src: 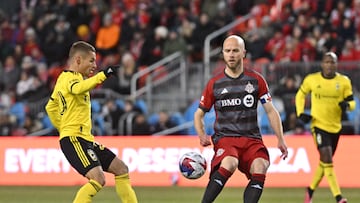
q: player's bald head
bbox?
[223,35,246,49]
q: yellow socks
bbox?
[309,162,325,190]
[72,175,138,203]
[73,179,102,203]
[115,173,138,203]
[309,161,342,199]
[322,162,342,197]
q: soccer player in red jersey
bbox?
[194,35,288,203]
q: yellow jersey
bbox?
[295,72,355,133]
[45,70,107,142]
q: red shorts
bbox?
[211,136,269,179]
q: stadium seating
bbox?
[147,113,160,126]
[91,100,106,135]
[9,102,27,127]
[170,112,186,126]
[41,115,54,129]
[183,100,215,135]
[115,99,125,111]
[134,99,148,114]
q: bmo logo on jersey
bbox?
[220,98,242,106]
[220,94,255,108]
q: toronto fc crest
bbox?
[245,81,255,93]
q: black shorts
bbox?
[60,136,116,176]
[312,127,340,154]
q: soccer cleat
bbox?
[304,189,312,203]
[338,198,347,203]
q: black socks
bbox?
[243,173,265,203]
[201,167,232,203]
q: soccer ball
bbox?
[179,152,207,179]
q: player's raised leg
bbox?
[201,156,236,203]
[201,166,232,203]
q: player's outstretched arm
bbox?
[70,65,120,94]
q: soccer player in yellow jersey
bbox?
[45,41,138,203]
[295,52,355,203]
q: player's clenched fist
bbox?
[103,65,120,77]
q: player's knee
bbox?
[92,175,106,186]
[86,168,106,186]
[118,164,129,175]
[319,154,333,163]
[109,158,129,175]
[250,158,269,174]
[97,178,106,186]
[93,173,106,186]
[221,156,238,173]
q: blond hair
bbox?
[69,41,96,59]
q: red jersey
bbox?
[199,69,271,139]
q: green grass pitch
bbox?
[0,186,359,202]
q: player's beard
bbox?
[225,59,241,71]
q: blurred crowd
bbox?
[0,0,360,136]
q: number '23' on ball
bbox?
[179,152,207,179]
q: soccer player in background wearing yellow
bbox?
[295,52,355,203]
[45,41,138,203]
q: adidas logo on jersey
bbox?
[221,88,228,94]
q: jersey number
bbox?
[58,91,67,115]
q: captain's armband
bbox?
[260,93,272,104]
